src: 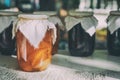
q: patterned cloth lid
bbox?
[65,11,98,36]
[107,11,120,34]
[34,11,64,26]
[0,11,19,33]
[14,14,56,48]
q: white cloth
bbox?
[48,16,64,27]
[0,16,17,33]
[107,15,120,34]
[34,11,64,26]
[65,16,98,36]
[15,14,56,49]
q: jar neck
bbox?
[110,11,120,16]
[18,14,48,20]
[68,11,93,18]
[0,11,19,16]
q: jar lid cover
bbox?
[69,11,93,17]
[0,11,19,16]
[110,11,120,15]
[34,11,56,16]
[18,14,48,19]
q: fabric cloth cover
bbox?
[107,11,120,34]
[0,11,17,33]
[15,14,56,71]
[65,12,98,36]
[15,14,56,48]
[33,11,63,54]
[0,11,18,55]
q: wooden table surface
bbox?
[0,50,120,80]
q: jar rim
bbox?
[0,11,19,16]
[18,14,48,20]
[34,11,56,16]
[69,11,93,17]
[110,11,120,15]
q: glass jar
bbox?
[34,11,63,55]
[15,14,56,72]
[107,11,120,56]
[0,11,18,55]
[65,11,98,57]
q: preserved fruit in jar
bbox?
[68,23,95,57]
[15,14,56,71]
[107,11,120,56]
[0,11,18,55]
[65,11,97,57]
[107,28,120,56]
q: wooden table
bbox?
[0,50,120,80]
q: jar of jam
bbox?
[15,14,56,71]
[34,11,63,55]
[0,11,19,55]
[65,11,98,57]
[107,11,120,56]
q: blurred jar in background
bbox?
[96,28,107,49]
[34,0,40,11]
[0,0,11,9]
[4,0,11,8]
[0,11,18,55]
[55,0,62,12]
[40,0,55,11]
[107,11,120,56]
[15,14,56,71]
[65,11,98,57]
[16,0,34,13]
[61,0,80,10]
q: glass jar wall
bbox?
[0,11,18,55]
[107,11,120,56]
[15,14,56,71]
[65,11,98,57]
